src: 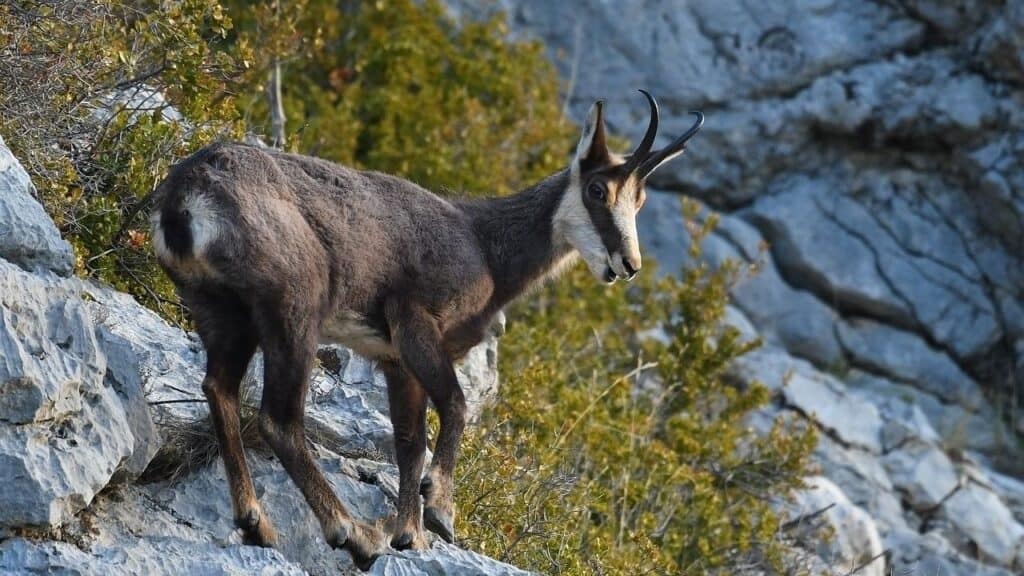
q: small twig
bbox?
[113,60,168,90]
[779,502,836,532]
[840,549,888,576]
[163,384,197,397]
[552,361,657,450]
[148,398,205,406]
[110,189,155,249]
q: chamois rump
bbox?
[150,90,703,569]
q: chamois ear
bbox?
[573,100,611,170]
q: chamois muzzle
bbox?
[603,266,617,283]
[622,256,640,281]
[604,254,640,283]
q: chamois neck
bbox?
[456,170,576,308]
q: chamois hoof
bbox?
[423,506,455,544]
[328,521,385,571]
[348,548,380,572]
[390,530,428,551]
[236,508,278,548]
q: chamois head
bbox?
[555,91,703,284]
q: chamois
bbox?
[150,91,702,569]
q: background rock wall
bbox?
[445,0,1024,574]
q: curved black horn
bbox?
[622,90,659,173]
[637,110,704,179]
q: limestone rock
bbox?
[0,261,522,574]
[812,435,908,535]
[837,319,984,409]
[885,527,1017,576]
[0,260,136,528]
[780,364,883,454]
[639,191,843,366]
[848,370,1007,454]
[0,537,304,576]
[882,440,960,511]
[937,482,1024,567]
[873,395,943,452]
[0,136,74,276]
[369,545,534,576]
[784,476,885,576]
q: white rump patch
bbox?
[151,193,222,261]
[150,191,224,278]
[150,210,172,262]
[183,193,222,257]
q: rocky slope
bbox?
[0,135,521,575]
[445,0,1024,574]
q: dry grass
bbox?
[141,383,389,485]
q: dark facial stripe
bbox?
[583,193,624,257]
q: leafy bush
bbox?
[0,0,245,322]
[224,0,572,195]
[456,207,816,574]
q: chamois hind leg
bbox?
[188,290,276,547]
[387,300,465,544]
[255,302,386,570]
[380,362,429,551]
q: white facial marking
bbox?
[609,180,642,278]
[556,101,646,284]
[553,102,611,281]
[554,170,607,281]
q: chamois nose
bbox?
[622,256,640,281]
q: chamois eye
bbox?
[587,183,606,201]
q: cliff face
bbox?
[0,134,519,575]
[444,0,1024,574]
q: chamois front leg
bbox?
[256,303,386,570]
[381,362,429,550]
[388,300,466,544]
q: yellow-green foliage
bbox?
[0,0,245,322]
[456,208,815,574]
[225,0,572,195]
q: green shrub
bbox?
[224,0,572,195]
[0,0,246,322]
